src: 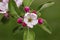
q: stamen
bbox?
[28,18,32,22]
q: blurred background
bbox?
[0,0,60,40]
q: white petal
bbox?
[0,11,6,13]
[0,2,8,13]
[24,18,28,24]
[24,17,34,28]
[0,2,5,11]
[5,3,8,11]
[24,12,30,16]
[31,13,37,19]
[27,23,33,28]
[31,19,38,25]
[3,0,9,4]
[24,13,30,19]
[15,0,23,7]
[0,2,8,11]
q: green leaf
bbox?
[12,0,21,15]
[37,1,55,12]
[23,0,34,6]
[8,0,20,18]
[40,24,52,34]
[39,19,52,34]
[23,29,35,40]
[19,4,25,16]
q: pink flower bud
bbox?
[4,13,9,17]
[38,18,43,24]
[32,10,37,14]
[22,22,27,27]
[17,18,23,24]
[24,6,30,12]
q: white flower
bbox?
[24,13,38,28]
[0,0,23,14]
[0,2,8,13]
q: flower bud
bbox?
[24,6,30,12]
[38,18,43,24]
[17,18,23,24]
[32,10,37,14]
[4,13,9,17]
[22,22,27,27]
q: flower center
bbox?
[28,18,32,22]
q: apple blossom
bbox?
[24,12,38,28]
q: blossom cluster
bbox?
[0,0,44,28]
[0,0,54,37]
[17,6,43,28]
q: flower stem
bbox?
[27,27,29,40]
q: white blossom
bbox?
[24,13,38,28]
